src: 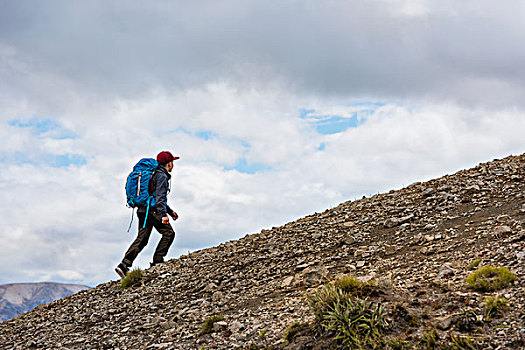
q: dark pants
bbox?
[122,210,175,266]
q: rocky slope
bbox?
[2,154,525,349]
[0,282,89,322]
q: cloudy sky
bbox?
[1,0,525,287]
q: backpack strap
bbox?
[143,197,152,229]
[126,207,135,233]
[148,168,160,195]
[126,199,152,232]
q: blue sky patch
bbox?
[299,108,316,118]
[194,130,216,141]
[174,127,192,135]
[225,158,271,174]
[240,140,250,149]
[9,118,76,139]
[348,101,386,108]
[0,151,87,168]
[46,154,87,168]
[314,115,359,135]
[300,101,385,135]
[174,127,216,141]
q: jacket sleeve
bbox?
[154,172,170,217]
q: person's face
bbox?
[166,161,174,172]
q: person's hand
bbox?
[171,211,179,221]
[162,216,170,224]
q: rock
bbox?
[385,215,414,228]
[230,321,243,332]
[301,266,329,285]
[213,321,228,332]
[384,218,399,228]
[212,290,224,302]
[384,245,398,256]
[341,237,355,245]
[435,315,456,330]
[438,265,455,279]
[465,184,480,194]
[494,226,512,235]
[281,276,294,288]
[357,274,375,282]
[295,263,310,271]
[420,246,435,255]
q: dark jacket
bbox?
[137,165,173,217]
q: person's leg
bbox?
[122,211,154,267]
[150,211,176,264]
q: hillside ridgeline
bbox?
[2,154,525,349]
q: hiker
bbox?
[115,151,179,278]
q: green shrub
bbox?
[199,315,225,335]
[456,308,481,332]
[307,275,379,322]
[119,268,143,290]
[322,297,387,348]
[449,335,478,350]
[307,282,347,322]
[306,276,387,348]
[466,266,516,292]
[335,275,379,297]
[484,296,509,321]
[385,336,413,350]
[245,345,261,350]
[421,328,439,349]
[467,259,481,270]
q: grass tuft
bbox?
[323,297,386,348]
[199,315,225,335]
[467,258,482,270]
[245,345,261,350]
[119,268,143,290]
[335,275,379,297]
[456,308,481,332]
[449,334,478,350]
[385,336,413,349]
[484,296,509,321]
[421,327,439,348]
[306,275,387,348]
[466,266,516,292]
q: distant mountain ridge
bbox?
[0,282,89,322]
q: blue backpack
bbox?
[125,158,159,230]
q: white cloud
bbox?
[2,81,525,287]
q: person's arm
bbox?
[167,205,178,220]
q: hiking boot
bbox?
[115,262,129,278]
[150,260,164,267]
